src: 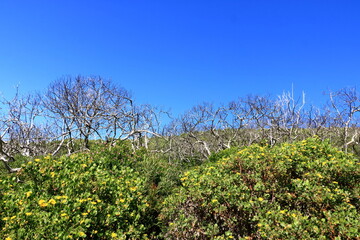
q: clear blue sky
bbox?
[1,1,359,116]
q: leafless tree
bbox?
[0,90,49,174]
[228,97,264,146]
[303,105,331,139]
[272,90,306,142]
[328,87,360,153]
[0,90,47,156]
[43,76,132,151]
[115,103,168,150]
[177,103,214,159]
[43,76,167,153]
[2,79,360,174]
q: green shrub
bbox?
[133,151,204,237]
[0,144,152,239]
[159,137,360,239]
[208,147,240,163]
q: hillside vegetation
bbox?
[1,137,359,239]
[1,77,360,239]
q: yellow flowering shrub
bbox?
[160,138,360,239]
[0,143,151,239]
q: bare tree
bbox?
[272,90,306,142]
[43,76,167,153]
[177,103,214,159]
[114,103,168,150]
[328,87,360,153]
[0,89,49,174]
[0,90,47,156]
[228,97,263,146]
[0,133,20,173]
[303,105,331,139]
[3,78,360,174]
[43,76,132,151]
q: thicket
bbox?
[160,137,360,239]
[2,77,360,173]
[1,138,359,239]
[0,143,154,239]
[1,77,360,239]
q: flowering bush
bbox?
[160,138,360,239]
[0,144,151,239]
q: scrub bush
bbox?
[0,144,151,239]
[160,138,360,239]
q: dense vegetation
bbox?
[1,77,360,239]
[1,138,359,239]
[160,137,360,239]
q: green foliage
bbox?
[0,143,152,239]
[2,138,360,239]
[160,138,360,239]
[0,154,32,179]
[208,147,240,163]
[133,151,205,236]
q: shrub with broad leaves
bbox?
[0,144,151,239]
[160,138,360,239]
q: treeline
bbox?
[1,76,359,172]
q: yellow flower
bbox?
[119,198,125,203]
[111,232,117,238]
[81,212,88,216]
[211,199,218,203]
[34,158,41,162]
[38,199,48,207]
[5,237,12,240]
[25,212,32,216]
[50,172,55,178]
[78,232,86,237]
[48,199,57,205]
[316,173,323,179]
[258,197,264,202]
[61,213,68,217]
